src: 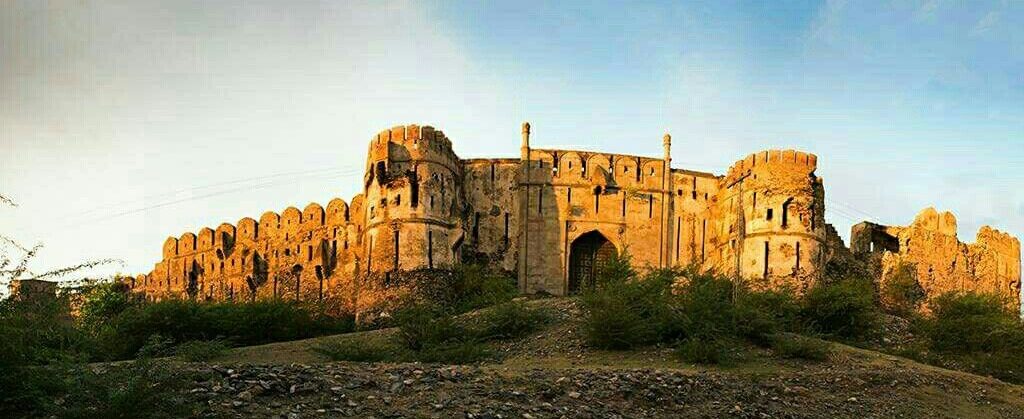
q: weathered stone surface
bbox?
[128,123,1020,316]
[851,207,1022,311]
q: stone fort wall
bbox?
[128,122,1020,316]
[852,208,1022,310]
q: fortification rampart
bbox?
[852,207,1022,311]
[129,122,1021,318]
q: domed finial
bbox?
[520,121,531,159]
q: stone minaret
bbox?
[662,133,673,267]
[518,122,531,291]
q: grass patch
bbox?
[676,337,732,365]
[477,301,551,341]
[313,338,398,363]
[173,339,229,362]
[770,334,831,361]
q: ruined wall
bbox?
[132,122,836,308]
[716,150,826,293]
[462,159,520,272]
[851,208,1022,310]
[669,169,721,268]
[135,196,362,310]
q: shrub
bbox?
[676,337,730,365]
[880,263,925,316]
[770,334,831,361]
[734,288,802,346]
[477,301,550,340]
[102,299,354,359]
[580,279,658,349]
[313,338,397,362]
[392,303,491,364]
[450,264,518,312]
[79,281,144,332]
[800,279,879,341]
[394,304,468,351]
[174,339,229,362]
[54,356,196,419]
[920,292,1023,354]
[670,274,738,342]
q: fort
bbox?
[127,123,1022,315]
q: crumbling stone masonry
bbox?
[852,208,1022,311]
[127,123,1020,315]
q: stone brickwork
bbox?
[851,208,1022,311]
[129,122,1020,316]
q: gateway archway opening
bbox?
[568,231,617,294]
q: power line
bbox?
[70,166,353,219]
[50,170,362,231]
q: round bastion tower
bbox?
[719,150,826,292]
[362,125,465,281]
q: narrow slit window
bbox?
[763,241,770,279]
[428,231,434,269]
[473,212,480,242]
[648,195,653,218]
[701,220,707,262]
[796,241,801,271]
[393,230,400,271]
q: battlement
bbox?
[725,149,817,185]
[369,124,457,162]
[159,198,353,260]
[976,225,1022,253]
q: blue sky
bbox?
[1,0,1021,283]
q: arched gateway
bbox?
[568,231,617,294]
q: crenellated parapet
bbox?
[724,149,817,186]
[130,121,1021,318]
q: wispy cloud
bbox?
[970,11,1001,36]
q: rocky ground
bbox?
[182,358,1024,419]
[169,299,1024,418]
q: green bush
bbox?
[912,293,1024,384]
[921,292,1023,353]
[313,338,397,362]
[579,252,678,349]
[394,304,468,351]
[800,279,879,341]
[676,337,730,365]
[734,288,802,346]
[391,303,492,364]
[670,274,738,342]
[1,345,197,418]
[880,263,925,316]
[770,334,831,361]
[102,299,354,359]
[477,301,550,340]
[580,278,659,349]
[174,339,229,362]
[54,356,196,419]
[449,264,518,312]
